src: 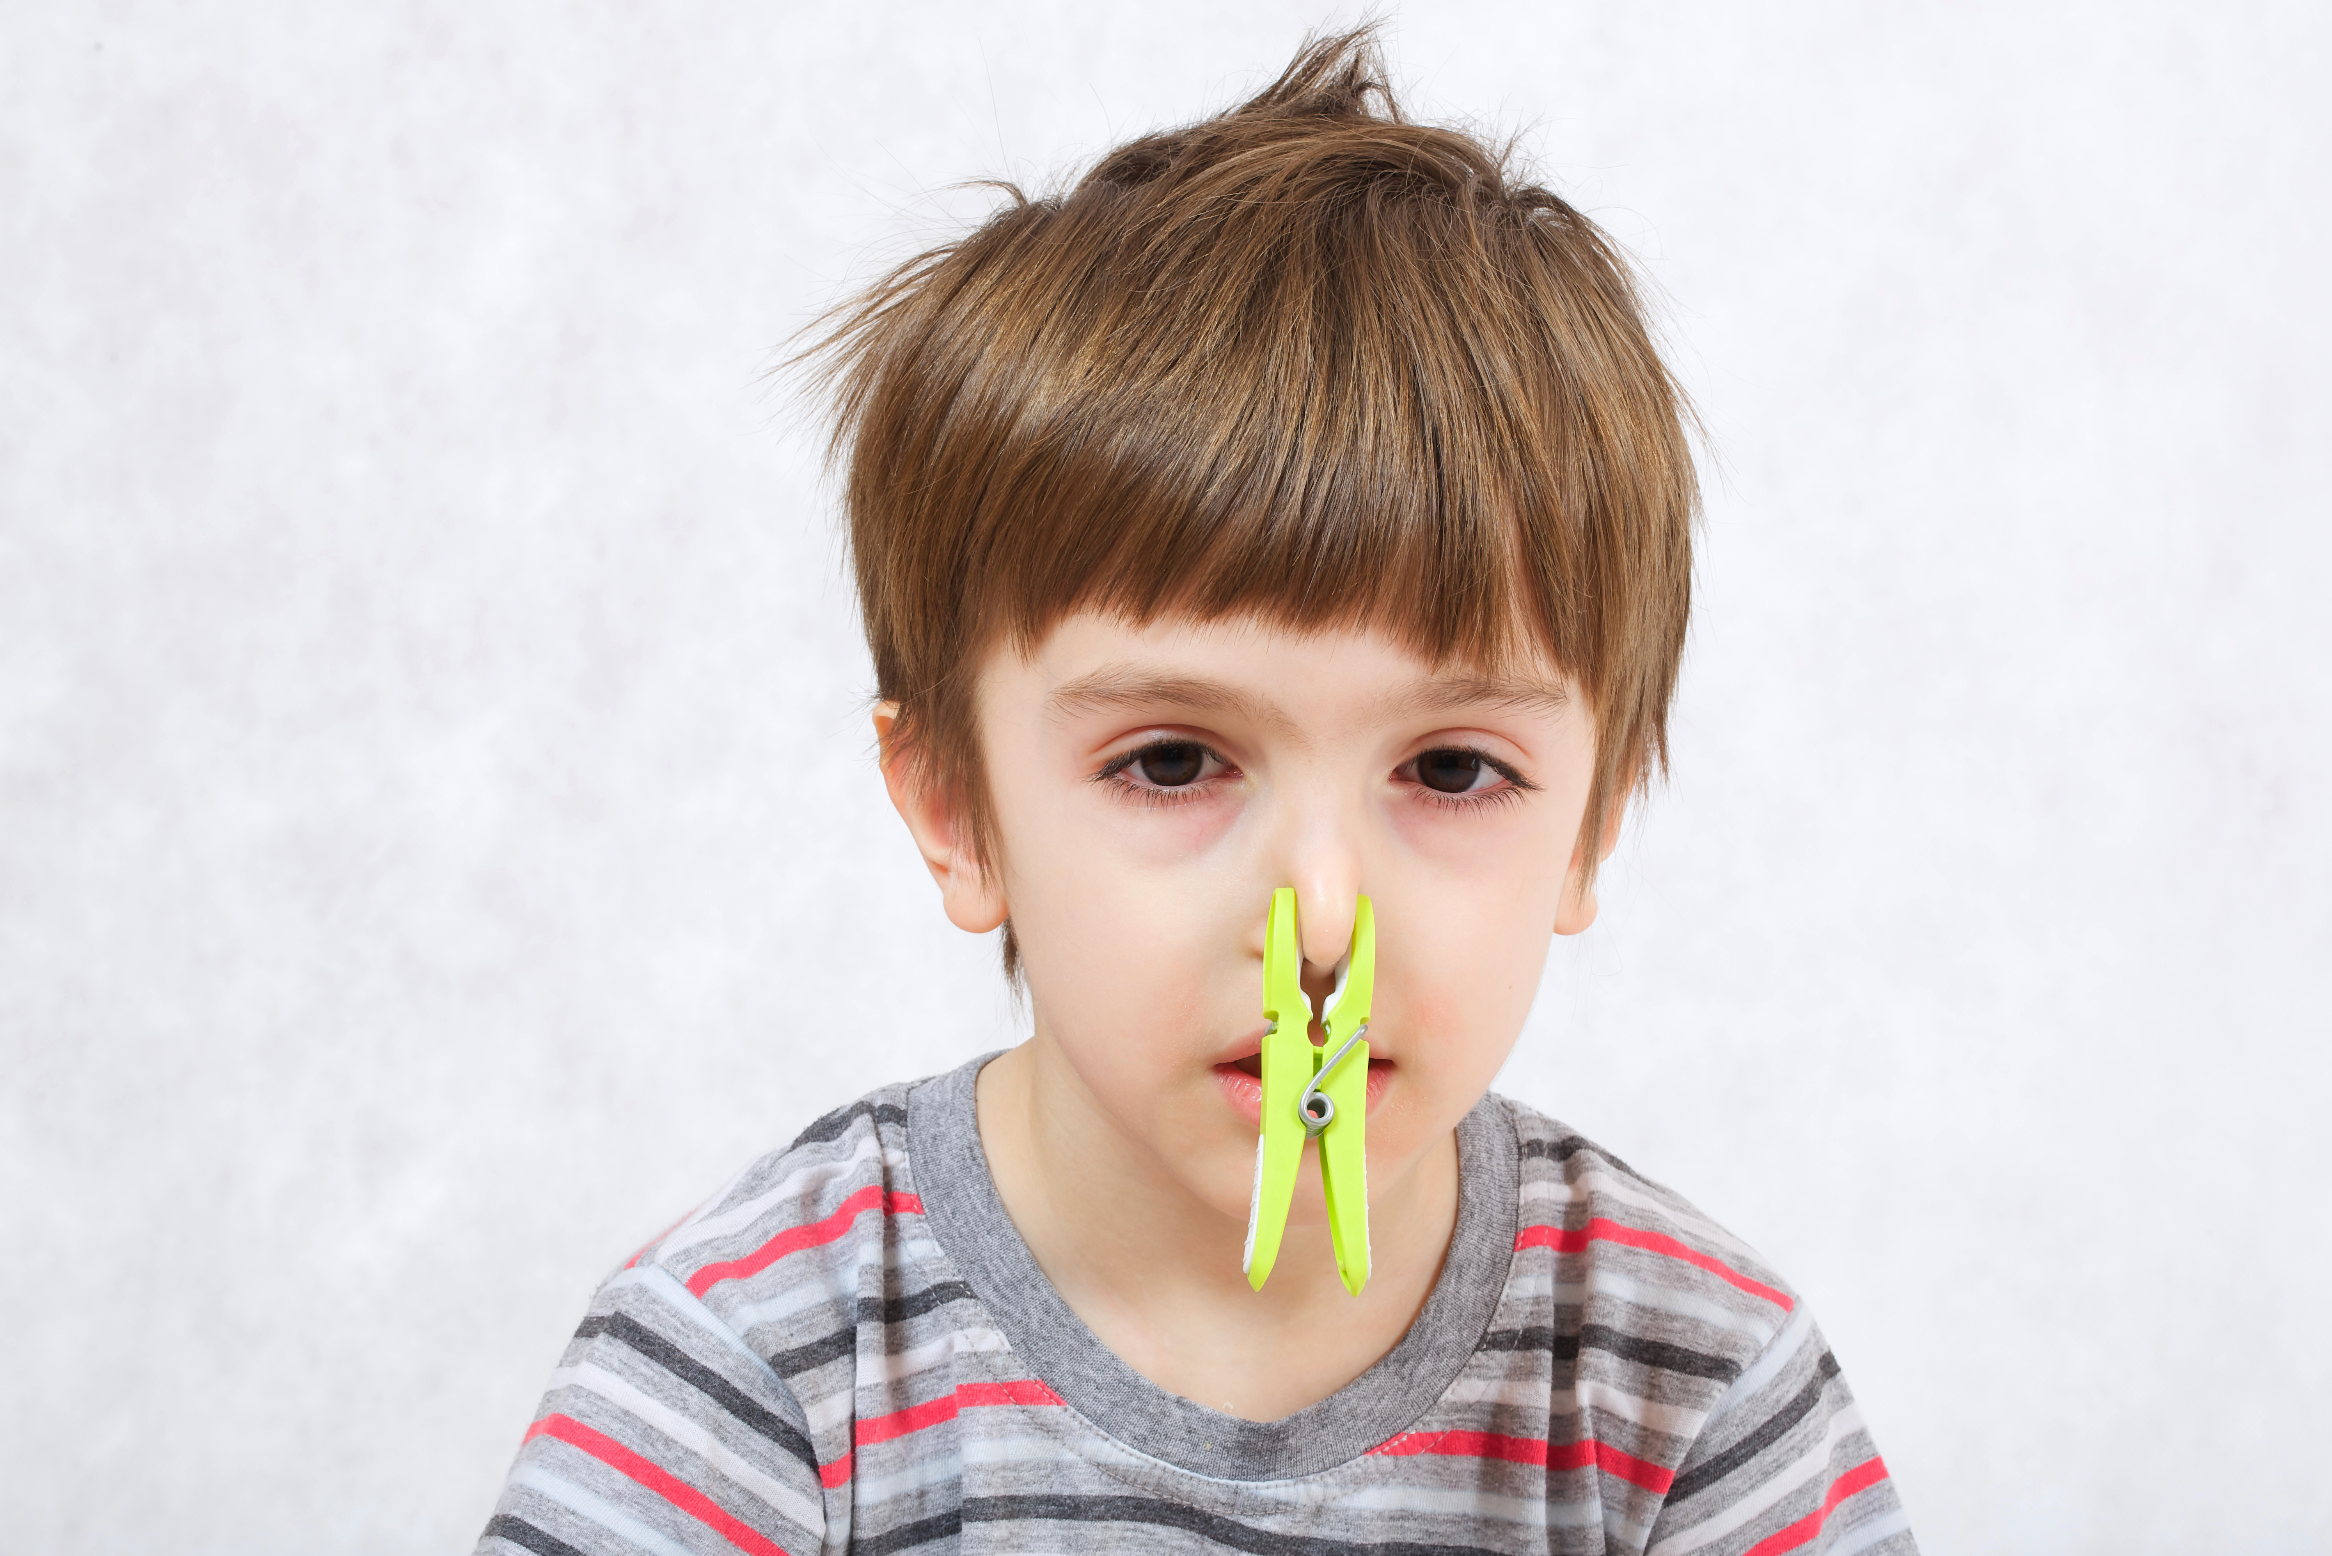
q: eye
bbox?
[1414,748,1495,794]
[1132,742,1207,787]
[1400,744,1537,808]
[1096,737,1233,803]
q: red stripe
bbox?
[1515,1218,1794,1311]
[817,1451,852,1489]
[1372,1430,1674,1493]
[855,1379,1065,1448]
[686,1187,925,1296]
[525,1412,791,1556]
[1741,1455,1891,1556]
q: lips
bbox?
[1211,1053,1392,1128]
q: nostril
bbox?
[1299,954,1350,1022]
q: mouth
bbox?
[1212,1048,1393,1129]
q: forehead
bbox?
[986,611,1577,734]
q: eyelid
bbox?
[1395,744,1540,815]
[1095,732,1231,776]
[1406,742,1540,792]
[1091,735,1237,811]
[1093,734,1239,794]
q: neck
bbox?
[973,1037,1459,1421]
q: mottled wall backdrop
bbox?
[3,2,2326,1550]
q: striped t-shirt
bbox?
[479,1055,1916,1556]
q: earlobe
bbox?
[1553,882,1599,937]
[873,702,1011,935]
[1553,791,1628,937]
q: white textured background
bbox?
[4,3,2327,1551]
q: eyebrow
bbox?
[1044,666,1572,730]
[1386,674,1574,721]
[1045,669,1295,734]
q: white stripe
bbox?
[723,1235,950,1334]
[852,1447,966,1505]
[963,1422,1164,1477]
[1699,1303,1817,1434]
[508,1462,700,1556]
[1436,1373,1559,1411]
[1432,1371,1710,1436]
[1518,1173,1766,1260]
[546,1363,826,1534]
[1499,1269,1783,1343]
[863,1326,1012,1384]
[961,1431,1099,1468]
[1248,1480,1604,1528]
[599,1264,793,1385]
[1828,1505,1913,1556]
[857,1430,1605,1529]
[657,1135,902,1262]
[1578,1375,1716,1438]
[1604,1504,1656,1550]
[797,1327,1014,1432]
[1645,1404,1868,1556]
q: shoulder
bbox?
[623,1075,929,1330]
[1493,1094,1799,1379]
[478,1085,939,1555]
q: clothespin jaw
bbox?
[1241,888,1375,1296]
[1314,896,1373,1296]
[1242,888,1311,1291]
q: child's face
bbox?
[899,611,1605,1226]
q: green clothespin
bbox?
[1242,887,1375,1296]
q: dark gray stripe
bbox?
[792,1100,910,1149]
[1577,1323,1742,1383]
[481,1515,586,1556]
[852,1509,964,1555]
[1480,1325,1578,1356]
[766,1324,854,1377]
[1666,1351,1841,1503]
[961,1494,1508,1554]
[1475,1323,1737,1382]
[865,1278,979,1327]
[908,1055,1520,1481]
[767,1281,982,1377]
[1517,1134,1645,1182]
[573,1312,819,1474]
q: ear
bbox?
[1553,789,1630,937]
[874,702,1011,935]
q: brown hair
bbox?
[804,26,1697,961]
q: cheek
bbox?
[1372,827,1568,1107]
[1395,914,1550,1073]
[1094,791,1242,864]
[995,794,1248,1092]
[1385,790,1585,893]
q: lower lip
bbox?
[1213,1058,1392,1128]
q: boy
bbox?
[480,30,1914,1556]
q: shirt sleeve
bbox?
[475,1262,828,1556]
[1643,1306,1918,1556]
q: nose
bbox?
[1286,825,1361,1009]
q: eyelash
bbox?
[1092,740,1537,812]
[1093,740,1233,808]
[1410,749,1538,812]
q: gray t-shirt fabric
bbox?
[479,1054,1916,1555]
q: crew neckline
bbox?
[907,1053,1520,1482]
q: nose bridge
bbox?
[1282,777,1363,972]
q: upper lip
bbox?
[1212,1027,1392,1067]
[1212,1029,1269,1066]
